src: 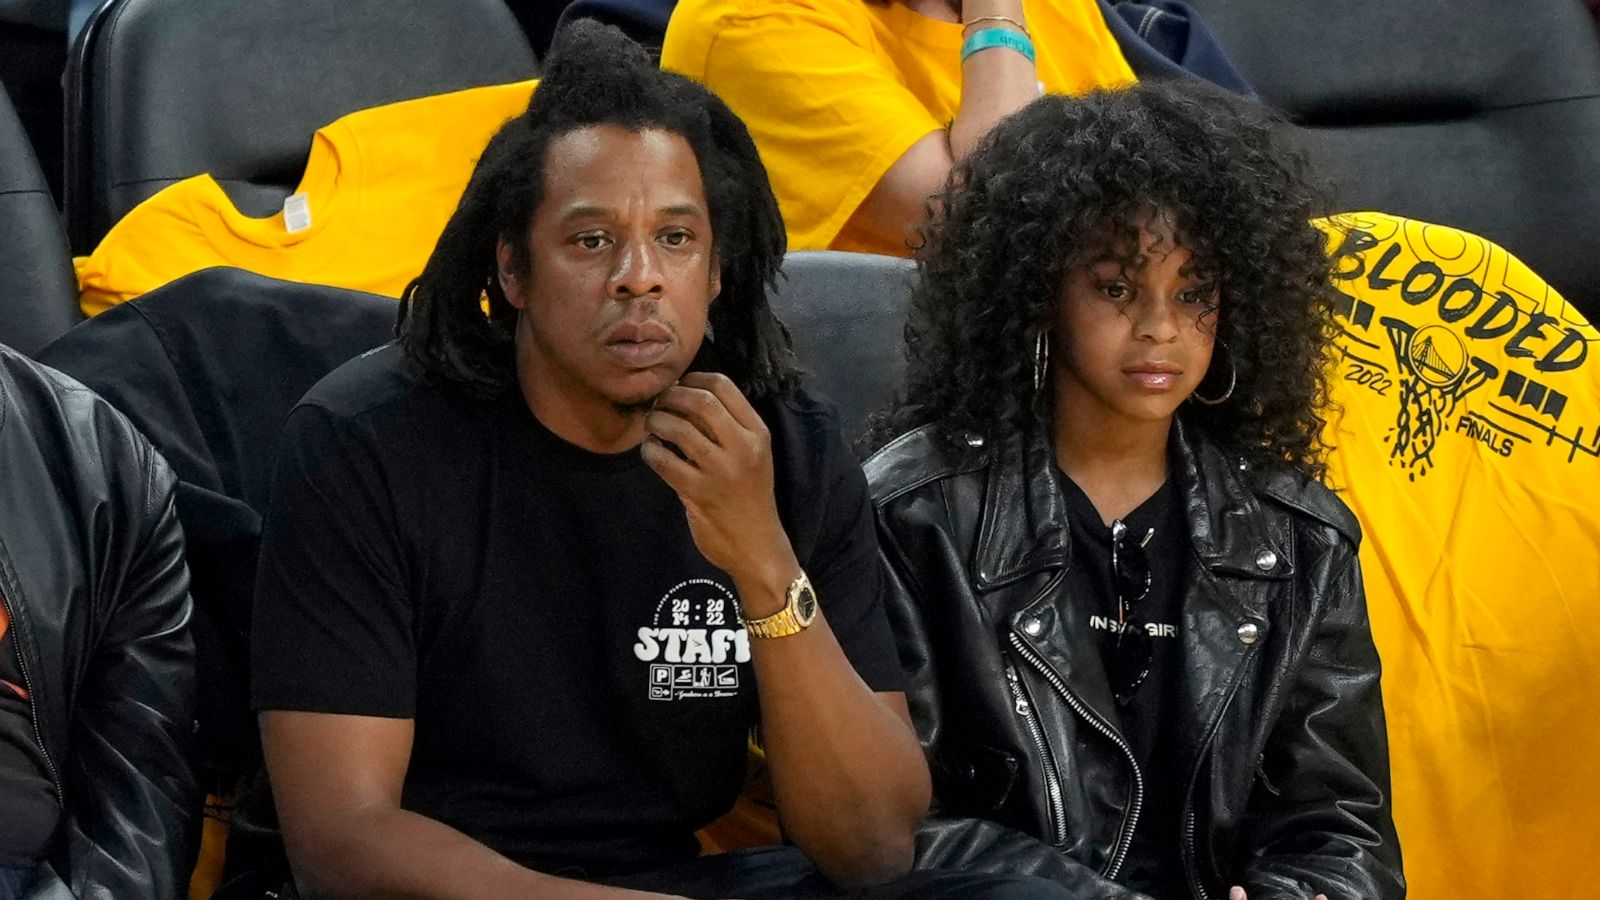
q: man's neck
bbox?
[515,349,648,457]
[1052,390,1172,525]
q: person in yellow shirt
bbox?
[74,80,538,317]
[662,0,1136,256]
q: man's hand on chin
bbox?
[639,370,793,587]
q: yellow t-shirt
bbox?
[1314,212,1600,899]
[663,0,1134,255]
[75,80,538,317]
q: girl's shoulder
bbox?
[1247,459,1362,551]
[864,423,989,507]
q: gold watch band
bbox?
[741,571,817,639]
[744,606,804,639]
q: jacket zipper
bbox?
[1005,661,1067,846]
[1009,633,1144,881]
[1185,805,1212,900]
[0,584,64,805]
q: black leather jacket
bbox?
[866,419,1404,900]
[0,345,196,899]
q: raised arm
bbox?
[642,373,931,889]
[850,0,1042,248]
[667,0,1042,252]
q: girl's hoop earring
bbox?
[1192,342,1237,406]
[1033,330,1049,394]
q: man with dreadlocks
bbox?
[249,21,1069,900]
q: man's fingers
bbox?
[653,384,734,445]
[645,409,717,465]
[679,371,764,433]
[640,436,701,492]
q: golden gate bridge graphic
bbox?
[1409,330,1465,386]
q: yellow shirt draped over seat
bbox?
[1314,212,1600,900]
[74,80,538,317]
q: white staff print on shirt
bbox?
[633,578,750,701]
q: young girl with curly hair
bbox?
[865,81,1405,900]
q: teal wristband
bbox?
[960,27,1036,64]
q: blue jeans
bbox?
[0,866,34,900]
[597,845,1075,899]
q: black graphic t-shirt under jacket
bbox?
[252,344,904,878]
[1057,469,1190,899]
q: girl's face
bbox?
[1051,211,1220,430]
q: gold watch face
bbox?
[793,579,818,626]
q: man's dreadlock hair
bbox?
[396,20,796,400]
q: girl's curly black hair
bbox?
[396,20,796,401]
[866,81,1340,481]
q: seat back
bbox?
[1184,0,1600,313]
[0,84,80,355]
[767,251,916,446]
[64,0,538,251]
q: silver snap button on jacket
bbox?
[1023,617,1043,637]
[1255,549,1278,571]
[1237,622,1261,645]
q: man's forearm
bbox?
[736,564,932,889]
[290,806,677,900]
[638,374,930,886]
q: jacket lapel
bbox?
[1170,419,1294,784]
[970,430,1066,592]
[971,429,1122,727]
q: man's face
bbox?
[499,125,720,425]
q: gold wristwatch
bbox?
[741,571,819,639]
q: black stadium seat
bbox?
[768,250,916,446]
[0,83,80,356]
[63,0,541,252]
[1184,0,1600,315]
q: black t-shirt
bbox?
[1057,470,1190,899]
[0,617,59,866]
[252,345,904,878]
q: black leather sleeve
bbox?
[31,447,198,900]
[875,507,940,744]
[915,817,1156,900]
[869,433,1015,811]
[1237,546,1406,900]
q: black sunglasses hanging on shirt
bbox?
[1110,519,1155,706]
